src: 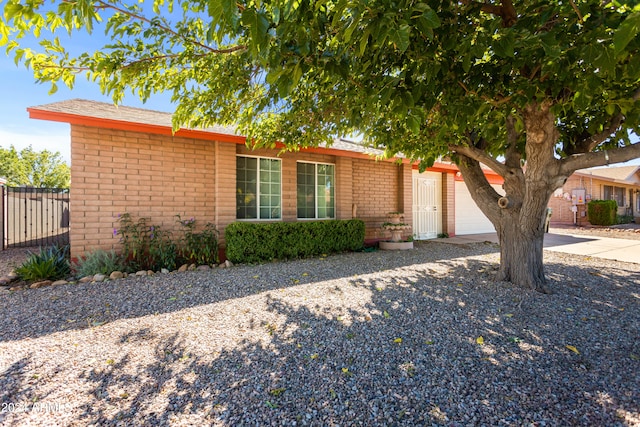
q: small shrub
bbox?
[587,200,617,226]
[437,233,449,238]
[616,214,633,225]
[225,219,365,264]
[114,213,176,271]
[177,215,219,265]
[15,245,70,281]
[73,249,125,277]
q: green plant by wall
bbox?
[73,249,126,277]
[587,200,618,226]
[114,213,176,271]
[15,244,70,281]
[616,214,634,225]
[176,215,219,265]
[113,213,219,271]
[225,219,365,264]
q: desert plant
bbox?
[15,244,70,281]
[73,249,125,277]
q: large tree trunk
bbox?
[457,103,567,293]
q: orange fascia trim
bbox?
[28,107,410,164]
[412,162,504,183]
[28,108,247,144]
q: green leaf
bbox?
[390,24,411,52]
[242,9,270,54]
[614,13,640,56]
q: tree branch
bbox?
[577,88,640,152]
[504,114,522,169]
[94,0,246,54]
[461,0,518,27]
[560,143,640,175]
[457,155,502,222]
[449,144,510,177]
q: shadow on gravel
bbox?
[0,241,502,343]
[2,251,638,425]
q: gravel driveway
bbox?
[1,241,639,426]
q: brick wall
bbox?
[351,159,401,239]
[70,125,218,256]
[70,125,414,256]
[442,172,456,236]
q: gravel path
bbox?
[1,241,639,426]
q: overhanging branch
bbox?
[560,142,640,175]
[449,144,510,177]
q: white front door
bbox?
[413,172,442,239]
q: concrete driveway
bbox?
[442,232,640,264]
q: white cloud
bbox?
[0,129,70,164]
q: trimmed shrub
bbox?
[225,219,365,264]
[15,245,71,281]
[587,200,617,226]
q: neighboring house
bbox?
[548,166,640,226]
[28,99,503,257]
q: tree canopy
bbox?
[0,145,70,188]
[1,0,638,166]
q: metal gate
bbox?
[1,186,70,249]
[412,173,442,239]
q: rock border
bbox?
[0,260,235,292]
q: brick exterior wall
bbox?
[69,126,408,256]
[442,172,456,236]
[70,125,218,256]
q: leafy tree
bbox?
[0,145,70,188]
[2,0,639,292]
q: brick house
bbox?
[28,99,503,258]
[547,166,640,226]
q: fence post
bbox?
[1,185,5,250]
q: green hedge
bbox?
[225,219,365,263]
[587,200,617,226]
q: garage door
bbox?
[455,181,504,235]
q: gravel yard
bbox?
[1,241,639,426]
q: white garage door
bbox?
[455,181,504,235]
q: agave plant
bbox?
[15,245,71,282]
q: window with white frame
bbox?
[297,162,335,219]
[236,156,281,220]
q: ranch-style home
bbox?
[28,99,504,258]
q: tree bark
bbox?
[456,102,562,293]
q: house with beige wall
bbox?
[28,99,504,258]
[547,166,640,226]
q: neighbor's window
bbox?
[604,185,626,207]
[297,162,335,219]
[236,156,281,220]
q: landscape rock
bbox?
[225,260,234,268]
[0,276,11,286]
[7,271,19,281]
[30,280,52,289]
[135,270,147,277]
[93,274,106,282]
[147,270,154,276]
[79,276,94,283]
[188,264,197,271]
[51,280,68,286]
[178,264,189,272]
[196,265,210,271]
[218,263,226,269]
[9,286,22,291]
[160,268,170,274]
[109,271,124,280]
